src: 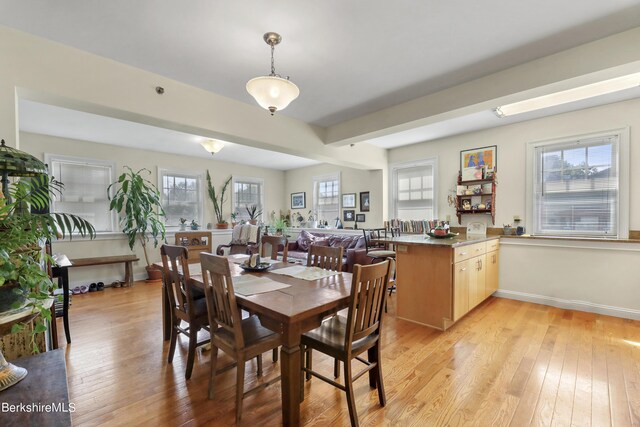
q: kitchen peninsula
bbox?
[379,234,500,330]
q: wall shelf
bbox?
[455,170,496,225]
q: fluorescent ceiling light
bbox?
[494,72,640,118]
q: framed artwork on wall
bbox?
[291,192,306,209]
[343,210,355,221]
[359,191,370,212]
[460,145,497,181]
[342,193,356,208]
[356,213,365,222]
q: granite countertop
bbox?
[375,233,499,248]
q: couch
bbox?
[283,230,372,272]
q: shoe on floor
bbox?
[89,283,97,292]
[96,282,105,291]
[72,286,81,295]
[80,285,89,294]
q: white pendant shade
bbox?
[246,75,300,114]
[200,139,224,154]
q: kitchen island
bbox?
[377,234,500,330]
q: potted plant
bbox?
[0,174,95,351]
[179,217,188,231]
[272,217,288,236]
[206,171,231,229]
[246,204,262,225]
[108,167,166,281]
[190,219,199,230]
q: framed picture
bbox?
[359,191,370,212]
[291,192,306,209]
[343,210,355,221]
[460,145,497,181]
[342,193,356,208]
[356,213,365,222]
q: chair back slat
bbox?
[346,261,391,345]
[307,244,343,271]
[200,253,244,349]
[161,244,195,315]
[362,228,389,252]
[260,235,288,262]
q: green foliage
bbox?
[245,204,263,220]
[108,167,165,267]
[0,174,95,352]
[273,217,288,231]
[206,171,231,224]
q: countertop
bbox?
[375,233,499,248]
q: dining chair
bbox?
[307,244,344,272]
[200,252,282,424]
[300,260,392,427]
[160,244,210,380]
[362,228,396,261]
[260,235,288,262]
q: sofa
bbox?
[282,230,372,272]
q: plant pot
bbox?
[179,224,187,231]
[215,223,228,229]
[249,220,258,225]
[0,282,27,313]
[145,265,163,283]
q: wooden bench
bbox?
[69,255,139,287]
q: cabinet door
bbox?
[485,250,499,297]
[469,254,486,309]
[453,260,469,321]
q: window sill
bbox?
[500,234,640,252]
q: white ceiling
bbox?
[3,1,640,167]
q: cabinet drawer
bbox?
[486,239,500,252]
[454,242,485,263]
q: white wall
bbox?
[284,164,385,228]
[21,132,285,285]
[389,98,640,318]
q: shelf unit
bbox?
[175,231,212,263]
[455,170,496,225]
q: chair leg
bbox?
[208,346,219,400]
[374,343,386,406]
[185,325,198,379]
[300,345,306,402]
[334,358,340,378]
[343,358,360,427]
[367,347,377,388]
[236,358,246,423]
[305,348,313,381]
[257,354,263,376]
[167,323,178,363]
[272,347,279,362]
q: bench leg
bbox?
[124,261,133,287]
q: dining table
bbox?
[159,255,353,426]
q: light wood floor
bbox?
[57,282,640,426]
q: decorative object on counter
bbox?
[108,166,164,281]
[478,203,486,209]
[342,193,356,208]
[460,145,497,180]
[343,210,355,221]
[516,226,525,236]
[190,219,199,230]
[206,171,232,229]
[307,210,318,229]
[427,231,459,239]
[179,217,188,231]
[356,213,365,222]
[334,217,343,229]
[293,211,305,226]
[359,191,370,212]
[291,191,305,209]
[462,199,471,210]
[245,204,262,225]
[503,224,514,235]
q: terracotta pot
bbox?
[215,223,229,229]
[145,265,163,283]
[249,220,258,225]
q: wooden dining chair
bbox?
[260,235,288,262]
[300,260,392,427]
[307,244,344,272]
[362,228,396,261]
[200,252,282,424]
[160,244,211,380]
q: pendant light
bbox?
[246,32,300,115]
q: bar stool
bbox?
[362,228,396,262]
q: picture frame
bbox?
[291,192,306,209]
[343,210,355,221]
[460,145,497,181]
[356,213,365,222]
[359,191,370,212]
[342,193,356,208]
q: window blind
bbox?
[234,178,264,221]
[160,171,201,226]
[313,173,340,223]
[393,163,435,221]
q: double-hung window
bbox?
[390,159,437,220]
[159,169,203,227]
[312,172,340,223]
[233,177,264,221]
[529,129,628,238]
[45,154,115,232]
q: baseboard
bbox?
[494,289,640,321]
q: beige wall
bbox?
[284,164,385,228]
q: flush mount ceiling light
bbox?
[200,139,224,155]
[493,71,640,118]
[246,32,300,115]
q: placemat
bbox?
[270,265,342,281]
[232,275,291,296]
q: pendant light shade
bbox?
[246,32,299,115]
[200,139,224,155]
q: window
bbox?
[45,154,115,232]
[232,177,264,221]
[313,172,340,223]
[528,129,629,238]
[159,169,203,227]
[390,159,437,221]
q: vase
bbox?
[179,224,186,231]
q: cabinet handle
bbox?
[479,259,482,270]
[492,254,496,263]
[459,252,467,256]
[460,267,466,272]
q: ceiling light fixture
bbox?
[246,32,300,115]
[493,72,640,118]
[200,139,224,155]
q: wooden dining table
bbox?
[159,258,353,426]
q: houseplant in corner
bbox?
[108,167,166,281]
[206,171,231,229]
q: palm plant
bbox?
[206,171,232,225]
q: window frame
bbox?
[231,176,265,222]
[312,172,341,224]
[389,157,438,221]
[44,153,116,233]
[525,128,630,239]
[158,168,204,228]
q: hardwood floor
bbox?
[58,282,640,426]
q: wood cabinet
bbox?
[175,231,212,263]
[485,246,499,297]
